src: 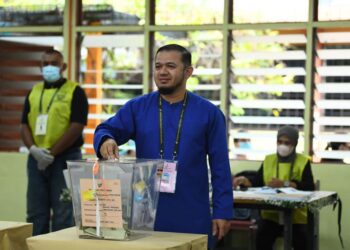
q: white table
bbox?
[233,189,338,250]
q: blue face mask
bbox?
[239,142,251,149]
[42,65,61,83]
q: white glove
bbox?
[29,145,54,171]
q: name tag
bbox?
[160,161,178,193]
[35,114,48,135]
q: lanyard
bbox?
[158,91,188,160]
[39,85,61,114]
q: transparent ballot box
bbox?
[67,159,163,240]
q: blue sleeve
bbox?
[207,108,234,219]
[93,101,136,158]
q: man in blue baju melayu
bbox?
[94,44,233,247]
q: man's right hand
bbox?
[100,138,119,159]
[29,145,54,171]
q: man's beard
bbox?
[158,86,177,95]
[157,75,184,95]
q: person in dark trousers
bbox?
[21,49,88,235]
[94,44,233,248]
[233,126,314,250]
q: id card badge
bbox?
[160,161,178,193]
[35,114,48,135]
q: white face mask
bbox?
[277,144,294,157]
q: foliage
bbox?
[101,47,142,113]
[231,29,295,116]
[1,0,63,5]
[155,0,223,25]
[83,0,145,23]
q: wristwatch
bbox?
[283,181,290,187]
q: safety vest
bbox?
[28,80,77,149]
[261,153,310,224]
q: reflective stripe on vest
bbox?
[28,80,77,148]
[262,153,310,224]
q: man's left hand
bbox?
[212,219,229,240]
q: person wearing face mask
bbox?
[233,125,315,250]
[20,49,88,235]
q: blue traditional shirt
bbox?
[94,91,233,245]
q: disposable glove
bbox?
[29,145,54,171]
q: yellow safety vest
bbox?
[262,153,310,224]
[28,80,78,149]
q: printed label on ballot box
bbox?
[80,178,123,229]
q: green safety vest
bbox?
[28,80,78,149]
[262,153,310,224]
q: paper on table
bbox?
[277,187,312,196]
[249,187,278,195]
